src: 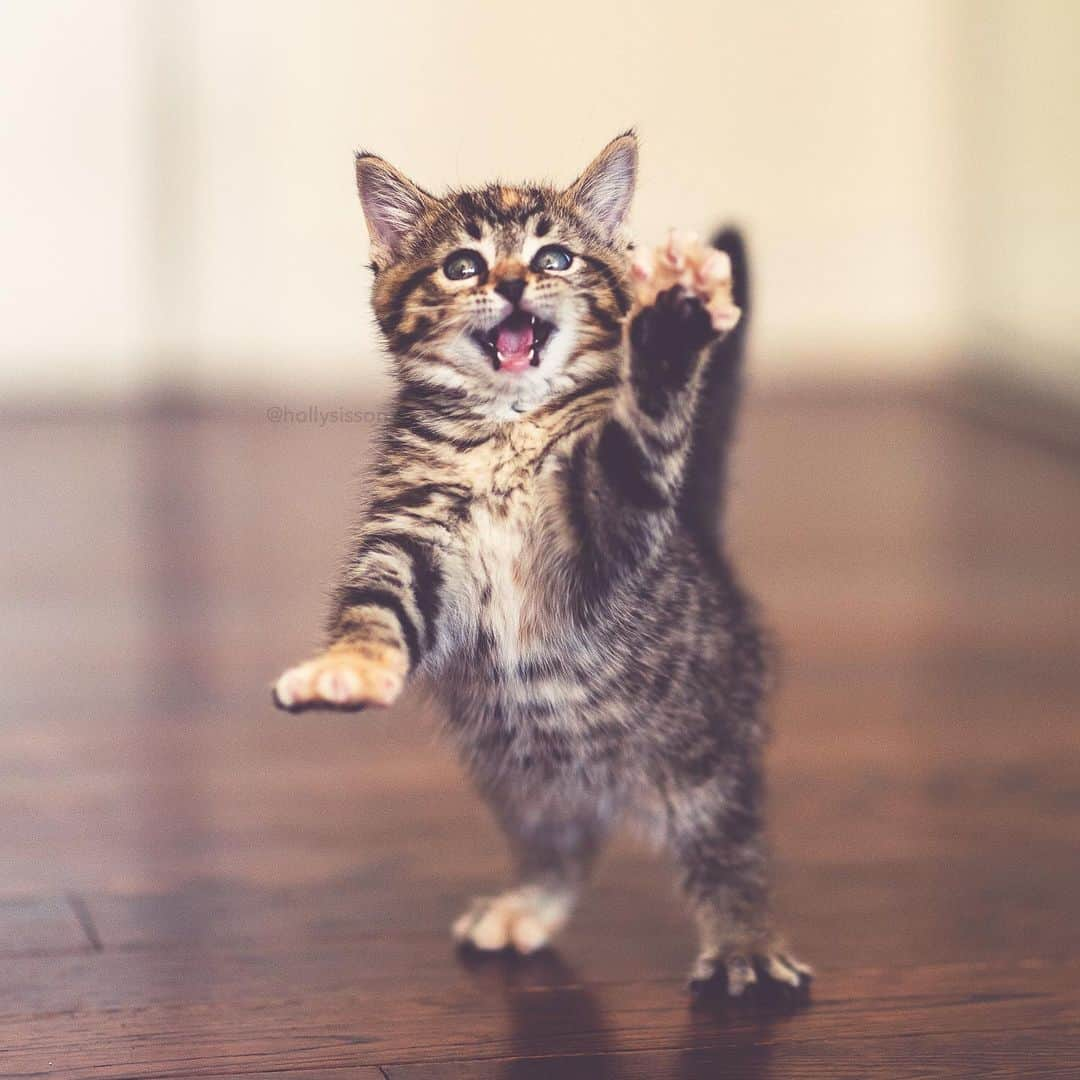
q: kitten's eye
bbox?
[532,245,573,272]
[443,250,486,281]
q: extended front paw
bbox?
[631,229,741,339]
[272,643,407,712]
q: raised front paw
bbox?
[631,229,742,340]
[689,948,813,1006]
[630,282,717,360]
[272,643,407,712]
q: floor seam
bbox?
[64,891,104,952]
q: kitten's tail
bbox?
[678,225,752,553]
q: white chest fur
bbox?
[463,492,537,666]
[450,419,562,668]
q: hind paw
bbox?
[689,948,813,1005]
[452,886,573,955]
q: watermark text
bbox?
[266,404,390,426]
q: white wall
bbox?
[5,0,1066,402]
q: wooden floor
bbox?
[2,387,1079,1078]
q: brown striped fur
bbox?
[273,133,811,1001]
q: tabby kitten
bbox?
[273,132,811,1000]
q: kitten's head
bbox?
[355,133,637,416]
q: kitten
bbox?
[273,132,811,1000]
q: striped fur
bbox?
[274,134,810,999]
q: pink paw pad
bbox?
[631,229,741,337]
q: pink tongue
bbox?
[496,321,534,371]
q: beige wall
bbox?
[960,0,1080,400]
[0,1,147,395]
[1,1,1073,401]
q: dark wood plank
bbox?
[0,390,1078,1077]
[239,1073,385,1080]
[384,1031,1080,1080]
[4,956,1079,1077]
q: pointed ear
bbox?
[565,131,638,237]
[354,152,436,261]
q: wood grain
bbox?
[0,389,1077,1078]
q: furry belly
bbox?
[442,676,622,782]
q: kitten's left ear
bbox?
[566,131,638,237]
[355,152,437,262]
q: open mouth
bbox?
[473,311,556,373]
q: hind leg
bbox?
[453,789,613,955]
[665,772,812,1001]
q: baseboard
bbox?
[2,367,1076,460]
[936,367,1080,458]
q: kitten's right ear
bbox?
[354,153,435,262]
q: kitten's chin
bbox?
[480,328,589,419]
[475,365,560,419]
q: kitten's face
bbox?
[356,134,637,416]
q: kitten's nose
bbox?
[494,278,527,305]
